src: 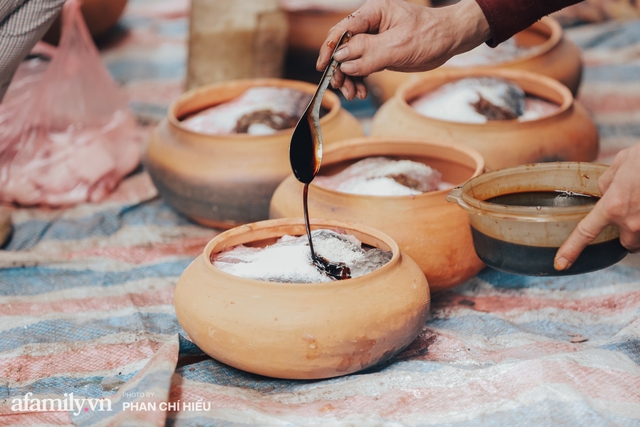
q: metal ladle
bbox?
[289,31,351,280]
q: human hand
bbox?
[316,0,491,100]
[555,143,640,271]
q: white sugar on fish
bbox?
[519,96,560,122]
[411,77,526,123]
[212,229,392,283]
[181,87,311,135]
[314,157,442,196]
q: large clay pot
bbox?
[174,218,430,379]
[370,68,599,171]
[145,78,363,229]
[270,137,486,292]
[366,17,583,103]
[44,0,129,44]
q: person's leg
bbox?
[0,0,65,101]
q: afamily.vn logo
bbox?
[11,393,112,416]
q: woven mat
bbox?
[1,0,639,425]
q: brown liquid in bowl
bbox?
[485,190,599,207]
[474,190,626,276]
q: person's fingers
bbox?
[554,202,610,270]
[354,77,368,99]
[619,228,640,253]
[330,68,346,89]
[338,33,395,76]
[598,165,615,195]
[340,77,357,100]
[317,2,382,71]
[598,149,627,194]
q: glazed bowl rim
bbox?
[447,161,608,222]
[305,137,485,200]
[395,67,574,128]
[203,218,402,288]
[167,78,342,140]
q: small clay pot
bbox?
[174,218,430,380]
[366,17,583,102]
[145,78,363,229]
[269,137,486,293]
[370,68,599,171]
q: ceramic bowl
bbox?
[446,162,628,276]
[174,218,430,379]
[370,68,599,171]
[366,16,583,102]
[145,78,363,229]
[270,137,486,293]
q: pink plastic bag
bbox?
[0,0,140,206]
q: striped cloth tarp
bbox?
[1,0,639,425]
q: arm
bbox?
[476,0,582,46]
[555,143,640,270]
[0,0,65,102]
[317,0,580,100]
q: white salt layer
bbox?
[181,87,310,135]
[411,77,526,124]
[212,229,392,283]
[314,157,442,196]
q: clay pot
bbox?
[370,68,599,171]
[44,0,128,44]
[145,78,363,229]
[366,17,583,103]
[174,218,430,379]
[269,137,486,293]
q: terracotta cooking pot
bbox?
[366,16,583,103]
[269,137,486,293]
[145,78,363,229]
[370,68,599,171]
[174,218,430,379]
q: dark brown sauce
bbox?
[486,190,599,207]
[291,109,350,280]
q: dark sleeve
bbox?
[0,0,65,101]
[475,0,583,46]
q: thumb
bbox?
[554,202,609,271]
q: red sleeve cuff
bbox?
[475,0,582,47]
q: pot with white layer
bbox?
[366,16,583,102]
[270,137,486,293]
[174,218,430,379]
[145,78,363,229]
[370,68,598,171]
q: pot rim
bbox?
[203,217,402,288]
[395,67,574,128]
[166,78,342,140]
[447,162,608,222]
[307,137,485,200]
[444,17,563,69]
